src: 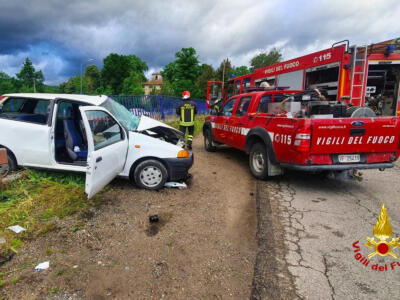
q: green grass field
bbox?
[0,170,89,254]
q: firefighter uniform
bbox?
[176,91,197,150]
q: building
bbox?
[142,72,163,95]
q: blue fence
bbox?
[108,95,209,120]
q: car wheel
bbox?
[134,160,168,190]
[204,129,217,152]
[249,143,269,180]
[0,151,17,177]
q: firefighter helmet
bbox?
[182,90,191,99]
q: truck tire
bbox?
[0,151,17,177]
[249,143,269,180]
[133,160,168,190]
[204,129,217,152]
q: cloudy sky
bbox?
[0,0,399,85]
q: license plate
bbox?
[338,154,360,163]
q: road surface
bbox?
[255,161,400,299]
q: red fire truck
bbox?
[207,38,400,116]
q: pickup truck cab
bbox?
[203,88,400,179]
[0,93,193,198]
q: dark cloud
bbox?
[0,0,399,84]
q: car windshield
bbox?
[101,98,140,131]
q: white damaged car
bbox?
[0,93,193,198]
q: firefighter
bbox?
[176,90,197,150]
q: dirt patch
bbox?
[0,137,257,299]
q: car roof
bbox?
[2,93,109,106]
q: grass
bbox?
[165,115,205,138]
[0,169,89,254]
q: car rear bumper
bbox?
[164,154,194,181]
[280,162,394,171]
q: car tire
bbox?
[249,143,269,180]
[204,129,217,152]
[1,151,17,177]
[133,160,168,190]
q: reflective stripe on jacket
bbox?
[176,99,197,126]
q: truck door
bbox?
[228,96,253,149]
[79,106,129,199]
[213,97,237,144]
[207,81,223,108]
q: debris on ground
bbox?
[35,261,50,271]
[7,225,26,234]
[149,215,159,223]
[0,252,14,265]
[164,182,187,189]
[0,237,6,244]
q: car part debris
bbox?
[149,215,159,223]
[35,261,50,271]
[164,182,187,189]
[7,225,26,234]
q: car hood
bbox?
[136,115,184,146]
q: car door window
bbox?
[221,98,236,116]
[236,96,252,116]
[257,95,272,113]
[85,110,123,150]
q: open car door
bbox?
[79,106,129,199]
[207,81,224,108]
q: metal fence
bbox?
[108,95,209,120]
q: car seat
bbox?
[63,108,88,161]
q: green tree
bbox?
[196,64,216,99]
[122,72,145,94]
[232,65,251,77]
[16,58,45,92]
[0,72,17,94]
[161,47,202,98]
[216,58,233,84]
[84,65,101,94]
[101,53,148,94]
[250,48,283,72]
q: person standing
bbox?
[176,90,197,150]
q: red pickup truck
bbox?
[203,88,400,179]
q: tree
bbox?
[101,53,148,94]
[232,66,250,77]
[16,58,45,92]
[161,47,201,98]
[0,72,16,94]
[216,58,233,84]
[122,72,145,95]
[250,48,283,72]
[84,65,101,93]
[196,64,216,99]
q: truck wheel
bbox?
[0,151,17,177]
[204,130,217,152]
[249,143,269,180]
[133,160,168,190]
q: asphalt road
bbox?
[255,161,400,300]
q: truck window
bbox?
[305,63,340,101]
[234,81,241,94]
[236,96,252,116]
[221,98,236,116]
[257,95,272,113]
[242,78,251,90]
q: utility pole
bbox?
[33,77,36,93]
